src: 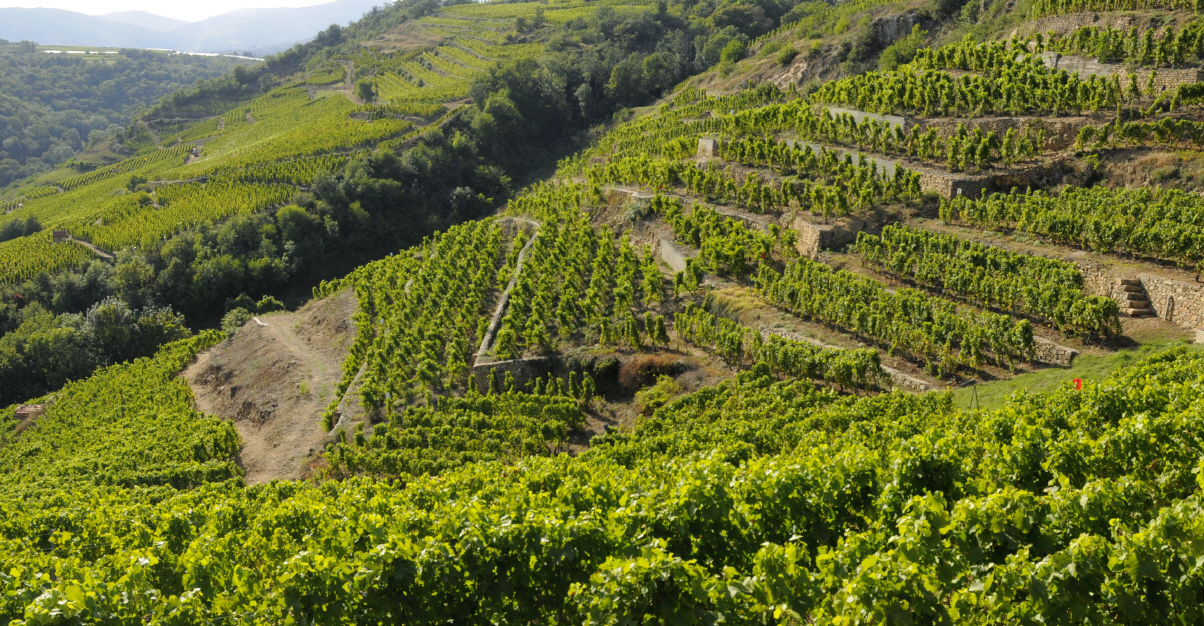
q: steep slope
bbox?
[185,288,357,483]
[9,0,1204,621]
[0,0,819,407]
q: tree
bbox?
[357,79,376,103]
[276,205,324,268]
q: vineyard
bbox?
[304,63,347,86]
[854,225,1122,339]
[0,0,564,285]
[940,186,1204,268]
[0,331,236,497]
[5,344,1204,622]
[8,0,1204,620]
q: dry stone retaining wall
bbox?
[917,169,993,200]
[1138,274,1204,329]
[792,213,879,258]
[1037,52,1204,92]
[1018,12,1144,36]
[914,161,1066,199]
[918,115,1091,151]
[1077,259,1204,330]
[1076,259,1122,300]
[472,357,554,394]
[1034,336,1079,366]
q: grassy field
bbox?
[952,338,1204,411]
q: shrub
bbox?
[760,41,783,57]
[221,308,252,335]
[635,375,684,415]
[1151,165,1179,182]
[356,79,376,103]
[878,25,927,71]
[776,45,799,66]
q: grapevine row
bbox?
[854,224,1121,339]
[755,257,1036,375]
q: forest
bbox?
[0,41,256,187]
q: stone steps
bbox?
[1117,278,1155,317]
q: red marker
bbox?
[1073,378,1082,390]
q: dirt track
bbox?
[184,289,357,483]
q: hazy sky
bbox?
[0,0,336,21]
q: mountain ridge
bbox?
[100,10,190,32]
[0,0,385,54]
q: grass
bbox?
[707,286,762,319]
[951,339,1202,411]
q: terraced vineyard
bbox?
[8,0,1204,622]
[0,1,556,284]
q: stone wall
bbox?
[792,213,878,258]
[823,107,913,131]
[1037,52,1204,93]
[1077,259,1204,330]
[1017,12,1144,37]
[1075,259,1122,300]
[917,169,993,200]
[472,357,554,394]
[1141,68,1204,93]
[1034,336,1079,366]
[1138,274,1204,329]
[914,161,1066,199]
[918,115,1092,151]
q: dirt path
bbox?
[476,218,540,357]
[338,61,363,105]
[185,289,357,483]
[66,237,114,261]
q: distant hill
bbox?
[0,0,386,55]
[0,8,155,48]
[169,0,387,54]
[100,11,190,32]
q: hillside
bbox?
[0,0,829,405]
[5,0,1204,621]
[0,41,257,189]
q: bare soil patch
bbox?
[184,289,357,483]
[566,346,736,452]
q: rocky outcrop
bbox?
[870,10,925,48]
